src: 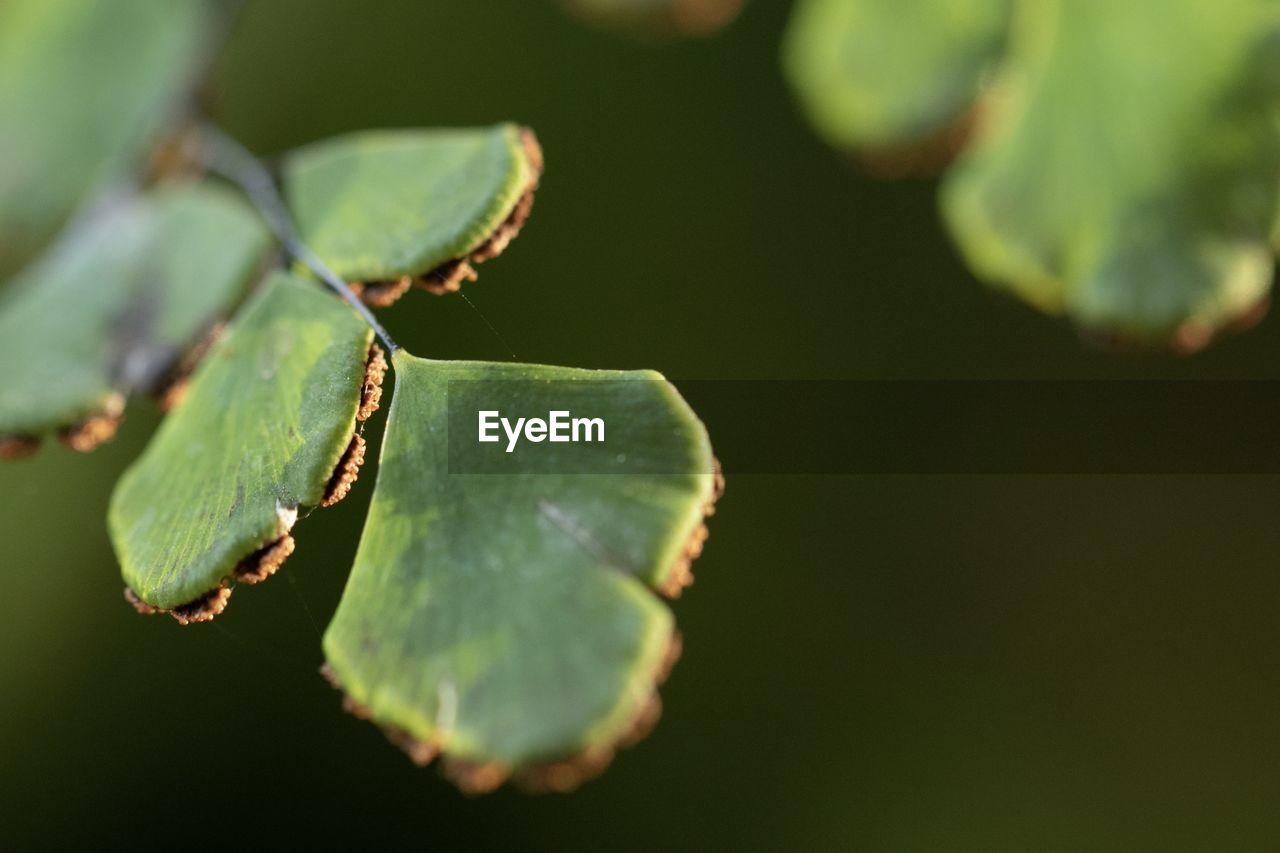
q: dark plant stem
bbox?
[195,122,399,354]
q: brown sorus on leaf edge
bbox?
[1078,295,1272,355]
[353,127,544,306]
[444,760,512,795]
[152,242,280,409]
[416,257,479,296]
[349,277,412,308]
[321,433,366,508]
[323,629,686,794]
[319,341,383,507]
[122,523,300,623]
[125,583,233,625]
[123,587,160,616]
[152,321,228,411]
[513,629,684,794]
[657,458,723,598]
[233,534,296,584]
[169,586,232,625]
[357,344,387,422]
[125,584,232,624]
[322,664,447,765]
[57,412,123,452]
[514,697,663,794]
[857,106,979,179]
[56,392,125,453]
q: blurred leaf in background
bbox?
[782,0,1010,164]
[0,0,206,275]
[0,183,268,452]
[784,0,1280,349]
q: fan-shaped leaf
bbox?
[0,0,207,273]
[942,0,1280,348]
[322,352,719,791]
[0,184,269,458]
[783,0,1011,156]
[284,124,542,306]
[109,274,382,622]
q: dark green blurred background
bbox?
[6,2,1280,849]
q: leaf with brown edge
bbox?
[0,183,270,457]
[108,274,384,622]
[284,124,542,306]
[322,352,720,791]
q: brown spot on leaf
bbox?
[355,128,544,305]
[358,344,387,422]
[321,433,366,508]
[233,534,296,584]
[0,435,39,460]
[57,393,125,453]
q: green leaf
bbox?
[559,0,744,37]
[284,124,542,306]
[109,274,382,621]
[0,183,270,457]
[0,0,207,273]
[322,352,720,791]
[783,0,1011,153]
[942,0,1280,348]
